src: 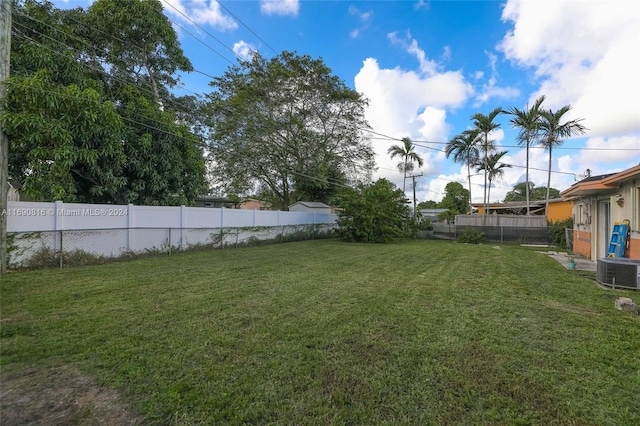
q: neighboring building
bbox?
[472,198,572,221]
[288,201,332,214]
[194,196,239,209]
[561,164,640,260]
[416,208,449,222]
[239,198,271,210]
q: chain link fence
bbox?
[7,224,335,270]
[456,225,554,244]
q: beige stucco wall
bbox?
[572,176,640,260]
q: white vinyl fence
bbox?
[6,201,338,268]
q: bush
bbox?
[548,217,573,248]
[334,179,412,243]
[458,227,485,244]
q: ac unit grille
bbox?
[597,258,640,290]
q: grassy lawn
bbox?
[1,239,639,424]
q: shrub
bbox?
[334,179,411,243]
[458,227,485,244]
[548,217,573,248]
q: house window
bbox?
[576,202,591,227]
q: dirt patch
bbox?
[1,363,144,425]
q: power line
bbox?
[371,132,639,152]
[160,0,239,60]
[6,75,201,141]
[12,2,222,95]
[216,0,278,56]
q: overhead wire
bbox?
[160,0,240,61]
[8,1,636,197]
[216,0,278,55]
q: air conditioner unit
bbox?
[597,258,640,290]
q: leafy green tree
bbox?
[471,107,501,215]
[5,0,126,202]
[446,129,479,214]
[438,182,470,217]
[387,137,424,194]
[504,182,560,202]
[334,179,410,243]
[207,51,374,210]
[3,0,206,204]
[293,162,347,204]
[475,151,511,204]
[87,0,193,103]
[539,106,586,216]
[417,200,438,209]
[503,95,545,215]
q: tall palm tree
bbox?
[476,151,511,207]
[539,106,586,216]
[472,107,502,215]
[503,95,545,215]
[387,137,424,194]
[446,129,480,214]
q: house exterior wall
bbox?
[572,230,592,258]
[547,201,572,222]
[474,200,572,220]
[569,175,640,260]
[240,200,267,210]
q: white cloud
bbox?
[571,135,640,173]
[354,57,473,191]
[232,41,256,61]
[349,5,372,22]
[499,0,640,137]
[414,0,430,11]
[163,0,238,31]
[348,5,373,38]
[388,32,439,76]
[260,0,300,16]
[474,50,519,107]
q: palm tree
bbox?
[539,106,586,216]
[471,107,502,215]
[446,129,480,214]
[387,137,424,194]
[503,95,545,215]
[476,150,511,207]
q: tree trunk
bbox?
[0,0,11,275]
[525,139,530,215]
[545,145,552,218]
[467,162,473,214]
[483,137,488,216]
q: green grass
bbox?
[2,239,639,424]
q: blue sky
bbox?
[58,0,640,203]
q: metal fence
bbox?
[7,224,335,270]
[449,225,554,244]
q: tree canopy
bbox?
[504,182,560,202]
[438,182,470,217]
[3,0,206,205]
[334,179,411,243]
[206,51,375,210]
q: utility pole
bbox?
[1,0,11,275]
[408,172,423,213]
